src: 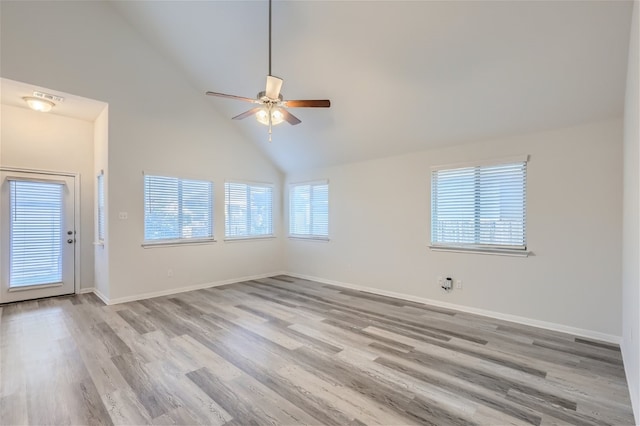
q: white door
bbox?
[0,170,76,303]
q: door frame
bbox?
[0,166,81,297]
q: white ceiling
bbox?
[110,1,633,172]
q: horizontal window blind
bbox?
[144,174,213,242]
[431,161,526,249]
[97,173,105,242]
[289,182,329,238]
[10,180,64,287]
[225,182,273,239]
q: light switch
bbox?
[118,212,128,220]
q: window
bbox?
[224,182,273,239]
[97,172,105,243]
[143,174,213,244]
[431,157,527,254]
[289,181,329,239]
[9,179,64,287]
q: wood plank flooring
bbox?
[0,276,635,425]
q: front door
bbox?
[0,170,76,303]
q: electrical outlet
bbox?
[443,277,453,291]
[118,212,128,220]
[167,269,173,277]
[456,280,463,289]
[440,276,453,291]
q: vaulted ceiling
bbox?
[110,1,633,172]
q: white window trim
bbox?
[225,235,275,242]
[96,171,105,245]
[429,244,531,257]
[430,156,529,257]
[142,169,212,182]
[430,155,529,172]
[142,237,216,248]
[225,235,276,243]
[225,178,274,187]
[288,179,330,240]
[142,172,215,245]
[289,179,329,186]
[288,235,330,242]
[224,181,274,241]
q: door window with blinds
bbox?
[224,182,273,239]
[289,181,329,239]
[9,179,64,287]
[143,174,214,245]
[430,157,527,254]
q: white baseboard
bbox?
[93,288,109,305]
[93,271,284,305]
[82,270,621,344]
[284,272,622,345]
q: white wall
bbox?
[0,104,95,290]
[285,119,623,339]
[0,0,629,348]
[0,1,284,302]
[622,1,639,421]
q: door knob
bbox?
[67,231,73,235]
[67,239,74,244]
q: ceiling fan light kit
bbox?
[256,107,285,126]
[205,0,330,142]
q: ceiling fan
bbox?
[205,0,330,142]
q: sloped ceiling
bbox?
[110,1,633,173]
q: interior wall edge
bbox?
[621,339,640,421]
[284,271,622,345]
[91,271,286,305]
[92,287,109,305]
[621,0,640,421]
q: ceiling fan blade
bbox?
[206,91,259,103]
[282,99,331,108]
[232,107,263,120]
[265,75,283,99]
[281,109,301,125]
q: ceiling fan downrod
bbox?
[267,0,273,142]
[268,0,272,77]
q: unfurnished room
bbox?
[0,0,639,425]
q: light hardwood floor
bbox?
[0,276,635,425]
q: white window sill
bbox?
[429,245,531,257]
[288,236,330,242]
[224,235,276,243]
[142,238,216,248]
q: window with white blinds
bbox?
[9,180,64,287]
[225,182,273,239]
[289,181,329,239]
[144,174,213,243]
[431,158,527,252]
[97,173,105,242]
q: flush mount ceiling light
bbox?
[23,96,55,112]
[23,91,64,113]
